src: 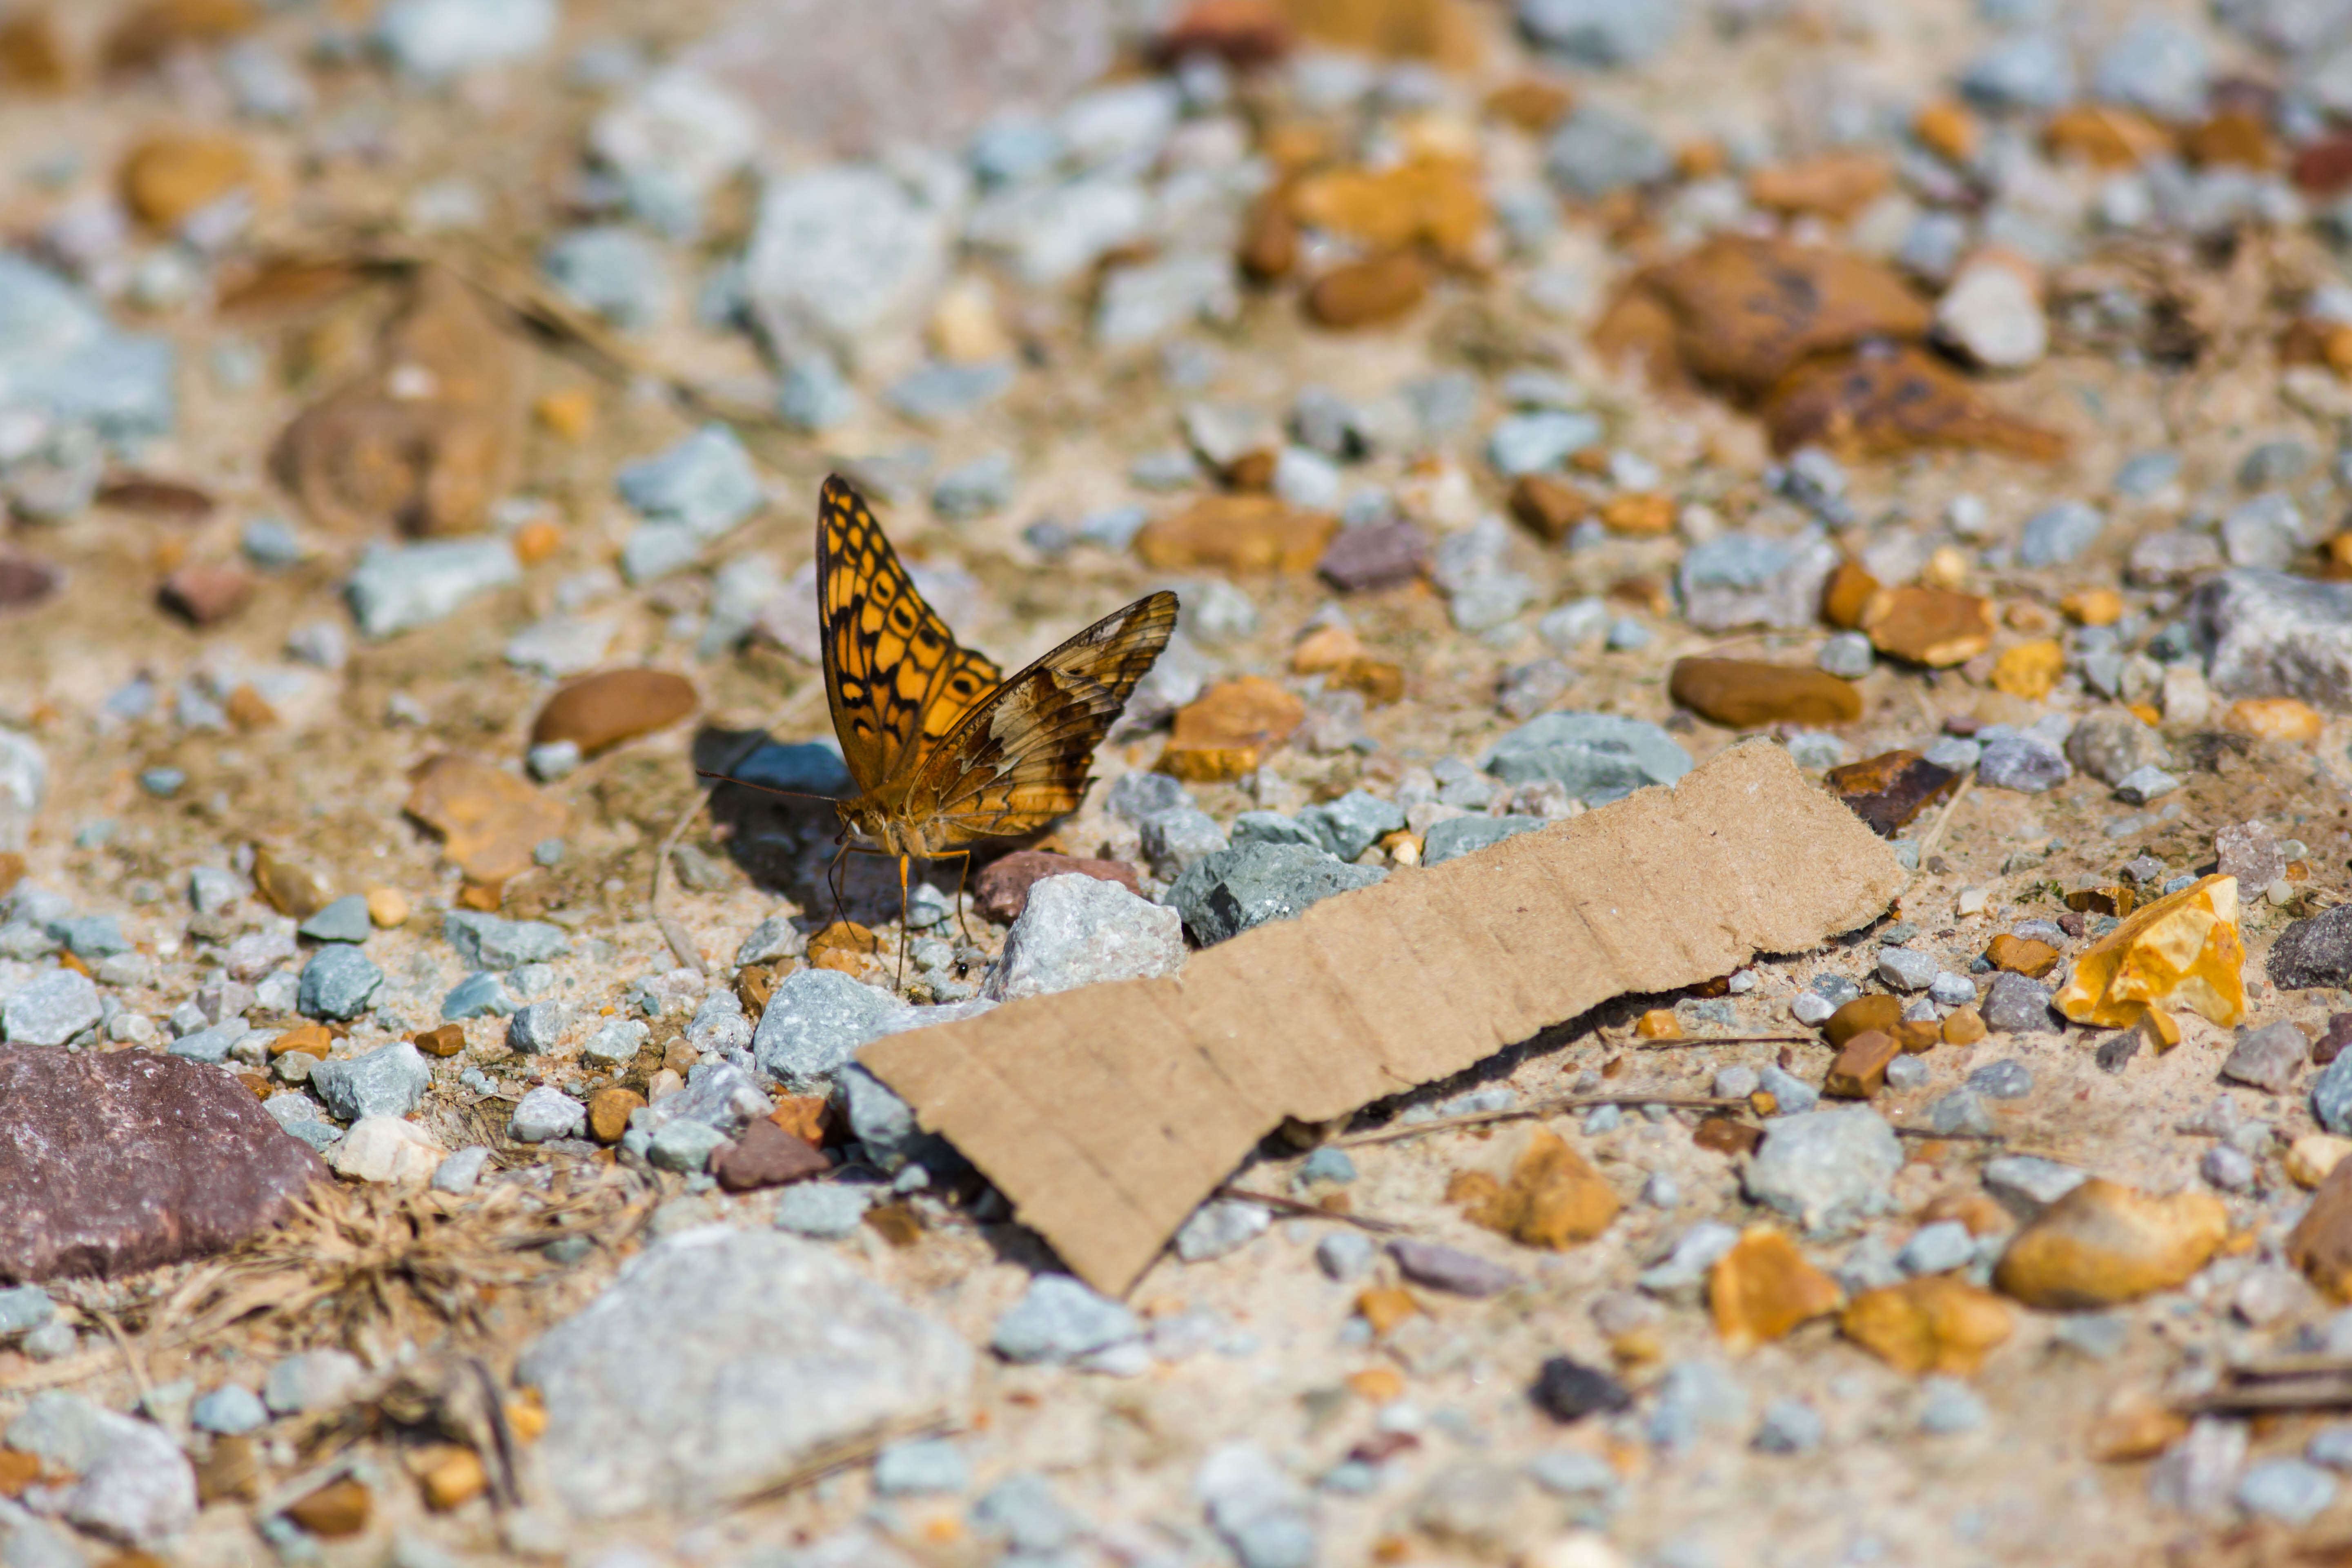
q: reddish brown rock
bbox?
[976,851,1143,924]
[158,563,253,626]
[0,1043,324,1282]
[1508,473,1589,542]
[1316,519,1428,592]
[252,847,334,919]
[1841,1276,2013,1374]
[0,555,61,612]
[1762,345,2067,463]
[1152,0,1292,66]
[1824,993,1904,1047]
[120,132,252,227]
[1670,658,1863,729]
[1159,677,1307,782]
[1824,750,1961,835]
[531,670,697,755]
[2290,1156,2352,1300]
[710,1119,830,1193]
[1820,559,1878,629]
[404,755,567,885]
[587,1087,644,1145]
[1305,252,1430,329]
[1987,934,2060,978]
[1824,1029,1898,1098]
[286,1477,370,1539]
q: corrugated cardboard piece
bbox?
[860,739,1905,1294]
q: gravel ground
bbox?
[14,1,2352,1566]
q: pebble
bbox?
[1316,1231,1374,1281]
[377,0,554,78]
[1390,1238,1518,1297]
[432,1146,490,1194]
[1485,711,1691,802]
[930,452,1017,519]
[265,1349,365,1416]
[1818,632,1873,679]
[442,971,513,1020]
[518,1229,969,1518]
[2196,570,2352,708]
[874,1437,968,1496]
[2065,710,2169,786]
[326,1116,445,1184]
[1996,1178,2229,1307]
[2114,765,2180,805]
[296,895,372,945]
[1167,842,1384,946]
[1967,1059,2034,1100]
[1175,1199,1270,1262]
[1978,733,2071,793]
[773,1182,875,1239]
[1981,971,2058,1033]
[1877,948,1936,992]
[1141,804,1230,878]
[1197,1442,1318,1568]
[2238,1458,2338,1525]
[2017,501,2105,568]
[1300,791,1408,862]
[751,967,907,1091]
[345,539,521,639]
[189,1384,267,1436]
[2223,1021,2307,1093]
[541,226,669,329]
[510,1086,586,1143]
[2,968,100,1044]
[1544,107,1672,199]
[1648,1360,1748,1452]
[1679,533,1840,633]
[507,998,567,1054]
[310,1042,430,1121]
[2150,1417,2249,1517]
[1754,1397,1826,1454]
[1744,1109,1901,1232]
[1917,1376,1988,1435]
[992,1274,1143,1363]
[1757,1063,1820,1115]
[1487,411,1604,477]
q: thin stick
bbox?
[1332,1094,1744,1149]
[1915,773,1973,866]
[1632,1033,1817,1049]
[1215,1185,1413,1235]
[1892,1124,2004,1142]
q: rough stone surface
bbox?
[309,1042,431,1122]
[518,1228,971,1519]
[2274,905,2352,991]
[752,967,908,1091]
[2194,569,2352,706]
[1167,842,1385,946]
[992,1274,1141,1364]
[296,944,383,1020]
[2223,1022,2308,1094]
[443,910,571,969]
[1485,712,1692,802]
[982,874,1185,1002]
[1982,971,2059,1033]
[0,1044,323,1281]
[1,969,99,1045]
[1743,1109,1902,1232]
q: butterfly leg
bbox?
[825,838,851,929]
[895,854,912,993]
[947,851,973,944]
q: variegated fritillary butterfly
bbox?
[708,474,1178,986]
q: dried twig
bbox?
[2177,1356,2352,1414]
[1214,1186,1413,1236]
[1916,773,1973,866]
[1332,1094,1744,1149]
[1632,1033,1817,1049]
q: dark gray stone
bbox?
[1167,842,1386,946]
[1978,735,2070,793]
[1982,971,2058,1033]
[1484,711,1691,802]
[1298,791,1405,862]
[2066,713,2168,786]
[441,971,513,1020]
[441,910,570,969]
[2274,905,2352,990]
[2193,569,2352,706]
[1388,1239,1517,1297]
[309,1042,430,1121]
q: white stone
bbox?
[982,875,1186,1002]
[1934,260,2047,370]
[325,1116,447,1185]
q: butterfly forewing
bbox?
[817,475,1003,796]
[905,590,1180,848]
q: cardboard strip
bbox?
[860,740,1904,1294]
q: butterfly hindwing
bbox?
[817,475,1003,795]
[905,590,1180,846]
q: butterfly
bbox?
[707,474,1179,987]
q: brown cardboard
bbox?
[859,739,1905,1295]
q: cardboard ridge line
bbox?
[860,739,1907,1295]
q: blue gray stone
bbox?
[1544,107,1672,200]
[1316,1231,1374,1281]
[2,969,100,1045]
[992,1275,1141,1364]
[1757,1063,1820,1115]
[1174,1199,1270,1263]
[1486,411,1603,476]
[1230,811,1319,850]
[167,1022,249,1065]
[617,424,761,539]
[1679,532,1840,633]
[2114,450,2180,498]
[649,1118,728,1172]
[2017,501,2104,568]
[0,253,176,440]
[2093,16,2209,120]
[442,971,513,1020]
[297,895,371,945]
[884,361,1013,423]
[190,1385,267,1436]
[729,740,855,798]
[1917,1376,1987,1434]
[541,225,669,330]
[752,967,908,1091]
[1744,1108,1901,1231]
[777,353,855,432]
[297,945,383,1020]
[1968,1059,2034,1100]
[746,165,951,354]
[1517,0,1682,65]
[875,1437,968,1495]
[773,1182,876,1238]
[1107,772,1189,824]
[1485,711,1690,802]
[49,915,127,959]
[1298,791,1405,862]
[310,1042,430,1122]
[346,538,520,639]
[931,452,1017,519]
[376,0,554,79]
[1753,1397,1825,1454]
[505,1000,568,1054]
[1168,842,1385,946]
[1648,1361,1748,1452]
[0,1284,54,1336]
[1898,1219,1975,1275]
[2239,1458,2336,1525]
[1141,804,1229,878]
[2115,765,2180,805]
[1961,32,2077,110]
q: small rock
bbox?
[972,850,1140,923]
[710,1120,828,1193]
[1174,1199,1270,1262]
[1995,1178,2230,1308]
[189,1385,266,1437]
[1709,1225,1842,1352]
[1917,1376,1987,1435]
[296,945,383,1021]
[325,1117,445,1184]
[1754,1397,1826,1454]
[1388,1238,1517,1297]
[1485,711,1691,802]
[2223,1021,2307,1093]
[346,538,521,639]
[1878,948,1936,992]
[2238,1458,2337,1526]
[1530,1356,1633,1422]
[531,670,696,757]
[1317,1231,1374,1281]
[1744,1108,1902,1231]
[2,969,100,1045]
[992,1274,1141,1364]
[510,1086,586,1144]
[773,1182,875,1239]
[1936,260,2048,372]
[2272,905,2352,992]
[752,967,907,1091]
[1981,971,2057,1033]
[296,895,371,945]
[874,1437,968,1496]
[433,1146,491,1193]
[1167,841,1383,946]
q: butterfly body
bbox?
[716,475,1179,982]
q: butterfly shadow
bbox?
[692,724,1023,935]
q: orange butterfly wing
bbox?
[901,590,1180,848]
[817,475,1003,796]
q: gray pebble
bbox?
[991,1274,1141,1364]
[2238,1459,2336,1525]
[1753,1397,1825,1454]
[296,895,372,944]
[773,1182,876,1240]
[190,1385,267,1436]
[1898,1219,1974,1275]
[1929,971,1977,1006]
[1744,1108,1901,1231]
[1176,1199,1270,1262]
[2,969,101,1045]
[1316,1231,1374,1281]
[1884,1054,1931,1092]
[875,1437,967,1496]
[432,1146,491,1194]
[1982,971,2057,1033]
[1757,1063,1820,1115]
[2201,1143,2256,1192]
[1878,947,1936,991]
[1917,1376,1987,1434]
[1713,1065,1761,1099]
[1817,632,1873,679]
[507,999,568,1054]
[1967,1059,2034,1100]
[310,1041,430,1121]
[297,945,383,1020]
[1389,1239,1516,1297]
[510,1086,586,1144]
[346,538,521,639]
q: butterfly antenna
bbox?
[696,769,840,804]
[825,840,850,931]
